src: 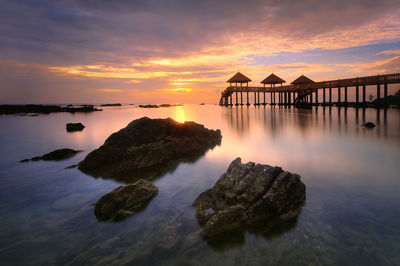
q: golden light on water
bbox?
[174,106,186,123]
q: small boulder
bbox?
[362,122,376,128]
[94,179,158,222]
[193,158,306,239]
[66,123,85,132]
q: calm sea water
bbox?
[0,105,399,266]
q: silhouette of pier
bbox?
[219,72,400,108]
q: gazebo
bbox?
[291,75,315,85]
[227,72,252,88]
[261,73,286,88]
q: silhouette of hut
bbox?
[291,75,315,85]
[261,73,286,88]
[227,72,252,88]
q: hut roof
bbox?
[291,75,315,85]
[227,72,252,83]
[261,73,286,84]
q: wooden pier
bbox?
[219,72,400,108]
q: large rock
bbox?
[20,148,81,162]
[193,158,306,238]
[94,179,158,222]
[78,117,222,179]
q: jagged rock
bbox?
[362,122,376,128]
[94,179,158,222]
[193,158,306,238]
[78,117,221,178]
[20,148,81,162]
[66,123,85,132]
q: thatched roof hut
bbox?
[227,72,252,83]
[261,73,286,85]
[291,75,315,85]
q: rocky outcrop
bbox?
[20,148,81,162]
[78,117,222,179]
[193,158,306,239]
[66,123,85,132]
[94,179,158,222]
[0,104,101,115]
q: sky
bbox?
[0,0,400,104]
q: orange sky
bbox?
[0,0,399,104]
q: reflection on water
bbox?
[0,105,399,265]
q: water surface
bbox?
[0,105,399,265]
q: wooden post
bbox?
[310,91,313,104]
[270,92,273,105]
[263,92,266,105]
[315,89,319,105]
[257,92,260,106]
[235,91,238,106]
[240,91,243,106]
[377,84,381,105]
[283,91,287,105]
[338,87,341,104]
[254,92,256,106]
[246,91,249,106]
[323,88,326,104]
[329,87,332,103]
[344,86,347,104]
[384,83,388,106]
[362,85,366,105]
[356,85,359,105]
[288,92,291,105]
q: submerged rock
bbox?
[362,122,376,128]
[66,122,85,132]
[20,148,81,162]
[193,158,306,239]
[78,117,222,179]
[94,179,158,222]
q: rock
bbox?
[100,103,122,106]
[193,158,306,239]
[159,104,183,107]
[20,148,81,162]
[138,104,159,108]
[0,104,101,115]
[66,123,85,132]
[78,117,222,179]
[362,122,376,128]
[94,179,158,222]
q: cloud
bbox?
[348,56,400,74]
[377,49,400,55]
[0,0,400,103]
[98,88,123,92]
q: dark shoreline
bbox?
[0,104,102,115]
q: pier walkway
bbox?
[219,73,400,108]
